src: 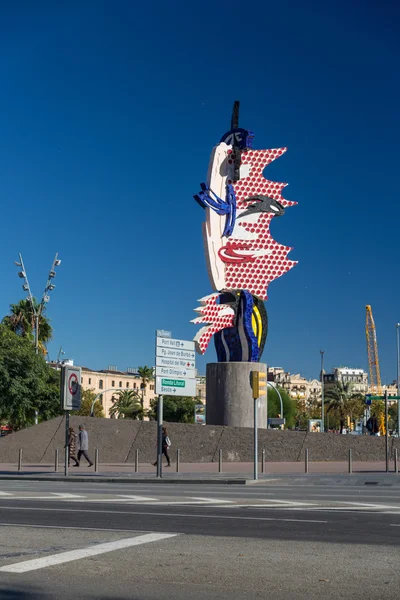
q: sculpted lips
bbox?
[218,244,272,264]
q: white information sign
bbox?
[155,376,197,397]
[156,346,196,360]
[155,366,196,379]
[156,337,195,351]
[156,356,196,369]
[61,365,82,411]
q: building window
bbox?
[99,380,103,390]
[126,382,129,388]
[112,380,115,387]
[134,383,137,389]
[119,381,122,388]
[81,377,83,384]
[150,384,154,391]
[89,378,91,385]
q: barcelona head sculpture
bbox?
[192,102,297,362]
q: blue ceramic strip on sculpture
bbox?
[214,291,260,362]
[194,183,237,238]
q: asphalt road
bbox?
[0,480,399,599]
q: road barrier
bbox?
[94,448,99,472]
[395,449,398,474]
[135,449,139,473]
[18,448,22,472]
[261,448,266,474]
[218,449,223,473]
[176,448,180,473]
[348,448,353,474]
[305,448,309,474]
[55,448,59,472]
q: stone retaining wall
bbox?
[0,416,399,463]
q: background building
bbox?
[267,367,321,404]
[323,367,369,393]
[51,360,206,418]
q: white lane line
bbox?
[0,505,327,523]
[390,524,400,527]
[340,501,400,510]
[0,532,177,573]
[0,492,13,496]
[118,495,157,501]
[190,497,234,504]
[51,493,86,499]
[0,523,160,533]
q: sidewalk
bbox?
[0,460,398,476]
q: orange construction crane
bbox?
[365,305,382,396]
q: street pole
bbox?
[397,324,400,437]
[254,397,258,480]
[34,313,39,355]
[156,395,163,478]
[266,365,268,429]
[320,350,325,432]
[64,411,69,477]
[385,390,389,473]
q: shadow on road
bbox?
[0,585,144,600]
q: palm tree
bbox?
[2,298,52,355]
[109,390,143,420]
[325,381,364,433]
[137,365,154,414]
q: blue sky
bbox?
[0,1,399,381]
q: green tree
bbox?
[109,390,143,420]
[267,386,296,428]
[0,325,61,429]
[72,388,104,418]
[2,298,53,355]
[137,365,154,419]
[147,396,200,423]
[325,381,364,433]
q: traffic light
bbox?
[251,371,267,398]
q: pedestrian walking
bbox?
[67,427,79,467]
[153,426,171,467]
[76,424,94,467]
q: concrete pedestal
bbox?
[206,362,267,429]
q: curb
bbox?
[0,475,250,485]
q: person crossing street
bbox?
[75,424,94,467]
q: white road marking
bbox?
[340,501,400,510]
[390,523,400,526]
[0,532,178,573]
[0,492,12,496]
[190,497,234,504]
[118,495,157,501]
[0,505,328,522]
[0,523,159,533]
[51,493,85,499]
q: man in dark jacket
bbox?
[76,425,93,467]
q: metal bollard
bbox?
[305,448,309,474]
[261,449,266,474]
[218,449,223,473]
[348,448,352,474]
[135,449,139,473]
[55,449,59,473]
[176,448,180,473]
[395,449,398,474]
[18,449,22,472]
[94,448,99,472]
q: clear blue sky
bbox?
[0,1,399,381]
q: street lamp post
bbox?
[15,253,61,354]
[396,324,400,437]
[320,350,325,432]
[267,381,284,428]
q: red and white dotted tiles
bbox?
[192,145,296,355]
